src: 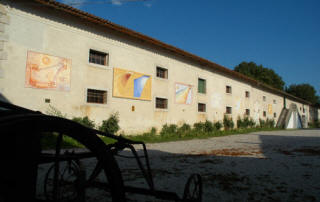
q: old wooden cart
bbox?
[0,101,202,202]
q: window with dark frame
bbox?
[245,91,250,98]
[155,97,168,109]
[263,111,266,117]
[226,106,232,114]
[156,66,168,79]
[274,112,277,118]
[89,49,108,66]
[198,103,206,112]
[198,78,206,94]
[245,109,250,116]
[226,85,232,94]
[263,96,266,101]
[87,89,107,104]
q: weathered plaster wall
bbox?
[0,3,9,99]
[0,1,311,134]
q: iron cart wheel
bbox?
[0,113,126,202]
[183,174,202,202]
[44,159,81,201]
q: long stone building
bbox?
[0,0,319,134]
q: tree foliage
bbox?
[286,83,319,104]
[234,61,285,90]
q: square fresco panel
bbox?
[175,83,192,104]
[25,51,71,91]
[113,68,152,100]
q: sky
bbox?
[59,0,320,95]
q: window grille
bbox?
[156,67,168,79]
[226,106,232,114]
[89,49,108,66]
[198,103,206,112]
[156,97,168,109]
[87,89,107,104]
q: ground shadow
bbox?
[113,131,320,202]
[4,125,320,201]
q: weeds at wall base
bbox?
[42,105,283,149]
[126,127,283,144]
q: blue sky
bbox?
[59,0,320,95]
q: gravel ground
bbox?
[37,129,320,202]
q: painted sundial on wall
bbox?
[25,51,71,91]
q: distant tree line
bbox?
[234,61,320,105]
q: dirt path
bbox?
[37,129,320,201]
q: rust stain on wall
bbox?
[154,111,168,123]
[197,114,207,122]
[80,105,91,117]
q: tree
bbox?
[286,84,319,105]
[234,62,285,90]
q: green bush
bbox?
[99,113,120,134]
[223,115,234,130]
[259,118,275,128]
[160,124,178,137]
[214,121,223,131]
[204,120,215,133]
[72,116,96,129]
[150,127,157,135]
[259,118,266,128]
[237,116,256,128]
[237,116,244,128]
[248,118,256,128]
[266,118,275,128]
[193,122,205,132]
[177,123,191,137]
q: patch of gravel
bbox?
[37,129,320,201]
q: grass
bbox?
[40,132,117,150]
[40,132,85,150]
[126,127,282,143]
[40,127,283,150]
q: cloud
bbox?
[111,0,123,6]
[61,0,86,8]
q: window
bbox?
[263,111,266,117]
[89,49,108,66]
[263,96,266,101]
[274,113,277,118]
[156,66,168,79]
[87,89,107,104]
[198,78,206,94]
[273,99,276,104]
[245,109,250,116]
[198,103,206,112]
[226,85,232,94]
[245,91,250,98]
[155,97,168,109]
[226,106,232,114]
